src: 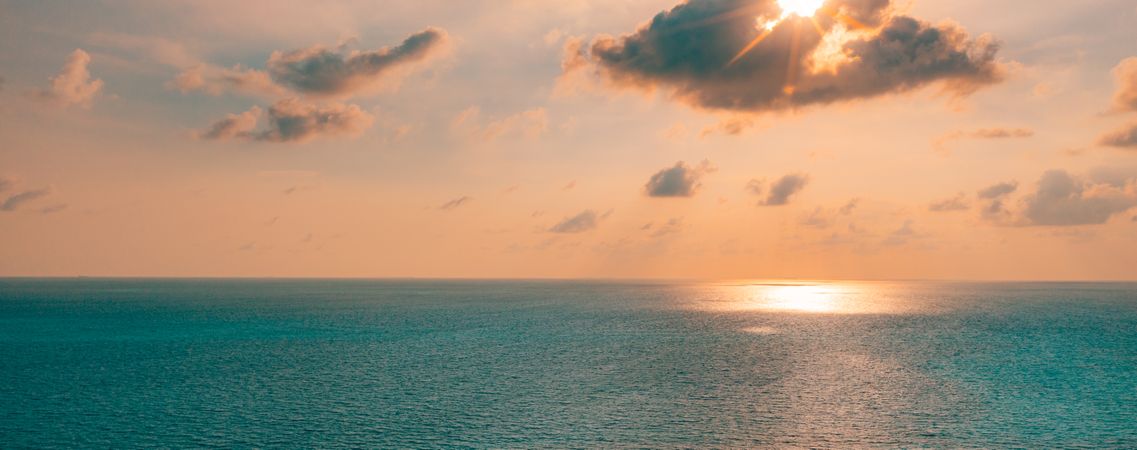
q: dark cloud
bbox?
[438,196,471,211]
[750,173,809,206]
[575,0,1002,112]
[1098,122,1137,149]
[1019,170,1137,226]
[1111,57,1137,112]
[0,178,10,193]
[267,28,447,97]
[1,188,51,211]
[257,99,374,142]
[977,181,1018,199]
[549,210,599,233]
[928,193,969,212]
[200,99,374,143]
[644,160,715,197]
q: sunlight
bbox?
[777,0,825,18]
[765,285,838,312]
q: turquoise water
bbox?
[1,279,1135,448]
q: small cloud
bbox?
[438,196,471,211]
[266,27,447,97]
[928,193,969,212]
[882,220,919,246]
[977,181,1018,199]
[644,159,716,197]
[933,127,1034,154]
[1,188,51,211]
[35,49,103,108]
[198,106,261,140]
[200,99,374,143]
[1109,57,1137,113]
[562,180,576,190]
[1098,122,1137,149]
[1017,169,1137,226]
[750,173,809,206]
[650,217,684,237]
[549,209,599,233]
[799,200,858,229]
[699,116,755,137]
[39,204,68,214]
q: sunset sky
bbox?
[2,0,1136,279]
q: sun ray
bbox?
[727,29,773,67]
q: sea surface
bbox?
[1,279,1135,448]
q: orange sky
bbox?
[1,0,1136,280]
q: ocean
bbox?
[1,279,1135,448]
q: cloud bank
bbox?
[569,0,1003,112]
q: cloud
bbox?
[699,116,756,137]
[200,99,374,143]
[168,65,286,98]
[198,106,262,140]
[438,196,471,211]
[933,127,1033,153]
[1,188,51,211]
[1018,170,1137,226]
[0,178,10,193]
[750,173,810,206]
[1098,122,1137,149]
[882,220,918,246]
[1110,57,1137,112]
[644,160,716,197]
[549,209,599,233]
[799,199,858,228]
[649,217,685,237]
[36,49,103,108]
[40,204,68,214]
[266,27,447,97]
[977,181,1018,199]
[570,0,1003,112]
[928,193,969,212]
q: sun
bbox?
[777,0,824,18]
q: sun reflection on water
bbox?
[689,281,901,315]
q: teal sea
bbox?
[1,279,1135,448]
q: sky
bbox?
[1,0,1136,280]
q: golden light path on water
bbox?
[686,281,915,316]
